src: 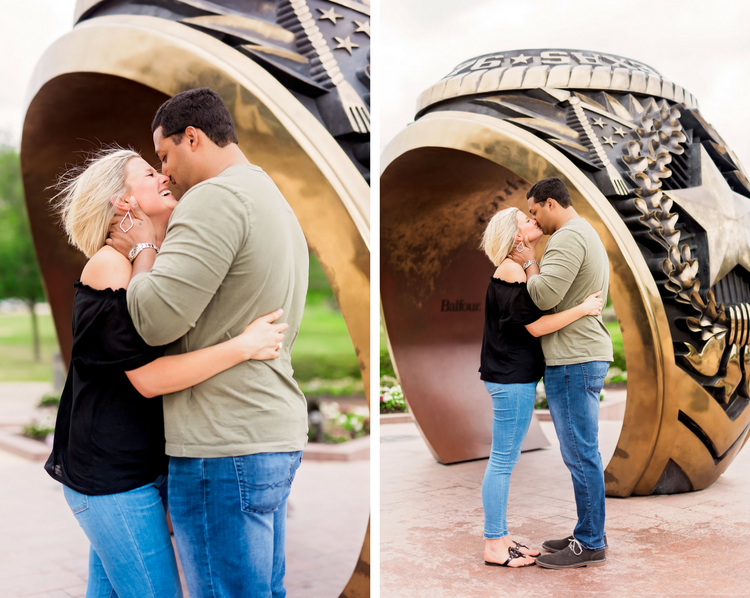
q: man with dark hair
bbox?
[109,87,309,596]
[511,176,613,569]
[526,176,572,209]
[151,87,239,147]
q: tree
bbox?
[0,146,46,361]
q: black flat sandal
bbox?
[485,547,536,568]
[512,540,541,557]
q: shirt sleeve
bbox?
[72,291,165,372]
[526,229,586,311]
[127,183,249,347]
[508,285,544,325]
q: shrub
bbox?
[38,391,61,408]
[23,407,56,441]
[380,377,408,413]
[308,401,369,444]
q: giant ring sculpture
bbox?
[381,49,750,497]
[21,1,370,594]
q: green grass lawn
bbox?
[606,320,626,371]
[291,297,360,381]
[0,312,59,382]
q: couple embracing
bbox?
[45,88,309,597]
[479,177,613,569]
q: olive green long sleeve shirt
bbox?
[127,164,309,458]
[527,217,613,366]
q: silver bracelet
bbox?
[522,260,538,270]
[128,243,159,263]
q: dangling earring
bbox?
[516,241,526,253]
[119,210,133,233]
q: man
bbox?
[511,176,612,569]
[109,88,309,596]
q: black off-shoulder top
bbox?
[45,282,168,495]
[479,278,546,384]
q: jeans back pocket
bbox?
[581,361,609,394]
[62,485,89,515]
[234,453,300,515]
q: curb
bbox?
[380,413,413,425]
[303,435,370,461]
[0,431,51,461]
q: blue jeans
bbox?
[169,451,303,598]
[544,361,609,550]
[63,476,182,598]
[482,381,536,538]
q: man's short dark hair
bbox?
[152,88,239,147]
[527,177,572,209]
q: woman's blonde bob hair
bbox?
[53,147,140,258]
[481,207,521,267]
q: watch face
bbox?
[382,48,750,497]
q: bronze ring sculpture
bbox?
[381,48,750,497]
[21,1,370,594]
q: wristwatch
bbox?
[128,243,159,263]
[522,260,538,270]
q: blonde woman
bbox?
[45,147,288,598]
[479,207,603,568]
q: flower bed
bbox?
[307,400,369,444]
[22,390,60,442]
[379,376,408,414]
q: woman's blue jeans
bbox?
[482,381,536,539]
[544,361,609,551]
[63,476,182,598]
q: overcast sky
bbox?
[380,0,750,169]
[0,0,78,147]
[2,0,749,171]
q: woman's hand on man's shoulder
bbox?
[80,246,132,291]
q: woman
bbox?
[479,207,603,568]
[45,147,288,597]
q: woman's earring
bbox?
[516,241,526,253]
[119,210,133,233]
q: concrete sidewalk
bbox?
[381,418,750,598]
[0,383,369,598]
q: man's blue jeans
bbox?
[63,476,182,598]
[168,451,303,598]
[481,381,536,539]
[544,361,609,551]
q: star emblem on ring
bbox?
[353,20,370,36]
[318,7,344,23]
[668,147,750,287]
[333,36,359,55]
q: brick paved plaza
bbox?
[381,416,750,597]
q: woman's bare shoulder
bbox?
[493,259,526,284]
[80,246,132,290]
